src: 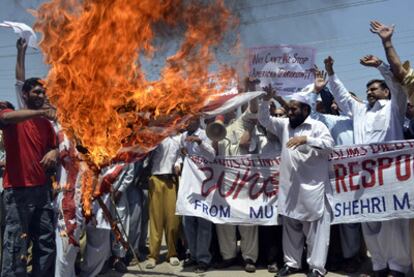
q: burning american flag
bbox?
[32,0,261,217]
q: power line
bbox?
[317,36,414,58]
[234,0,299,11]
[316,36,414,56]
[241,0,389,25]
[295,27,414,48]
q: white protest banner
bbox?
[248,45,316,96]
[176,154,280,225]
[176,140,414,225]
[329,140,414,224]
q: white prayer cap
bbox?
[289,83,315,105]
[290,93,309,105]
[288,83,315,105]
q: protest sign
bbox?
[329,140,414,224]
[176,154,280,225]
[176,140,414,225]
[248,45,316,96]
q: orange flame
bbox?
[33,0,238,217]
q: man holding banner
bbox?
[179,117,216,273]
[310,72,362,272]
[325,55,411,277]
[214,90,260,273]
[258,87,334,277]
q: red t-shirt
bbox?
[0,109,57,188]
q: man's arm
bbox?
[184,133,216,161]
[370,20,407,83]
[308,91,339,131]
[16,38,27,82]
[286,123,334,152]
[197,134,216,161]
[360,55,407,117]
[113,163,136,203]
[324,56,361,116]
[311,67,335,117]
[40,148,59,169]
[239,129,251,149]
[15,38,28,109]
[244,77,260,114]
[0,108,56,125]
[258,85,284,136]
[274,95,289,111]
[307,123,335,151]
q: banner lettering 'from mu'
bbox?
[176,140,414,225]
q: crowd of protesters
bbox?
[1,20,414,277]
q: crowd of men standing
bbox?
[0,20,414,277]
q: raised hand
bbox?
[370,20,394,42]
[16,38,28,52]
[312,65,328,92]
[324,56,335,76]
[262,84,275,101]
[244,77,260,92]
[360,55,382,68]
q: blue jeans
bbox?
[1,185,55,277]
[182,216,212,265]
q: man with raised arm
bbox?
[324,55,411,277]
[310,71,362,273]
[214,78,260,273]
[258,87,334,277]
[0,78,58,277]
[15,38,27,109]
[370,20,414,106]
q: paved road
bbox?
[102,262,349,277]
[101,253,372,277]
[100,233,413,277]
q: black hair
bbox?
[366,79,391,99]
[22,77,43,94]
[0,101,15,110]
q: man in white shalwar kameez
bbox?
[258,89,334,277]
[325,55,411,277]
